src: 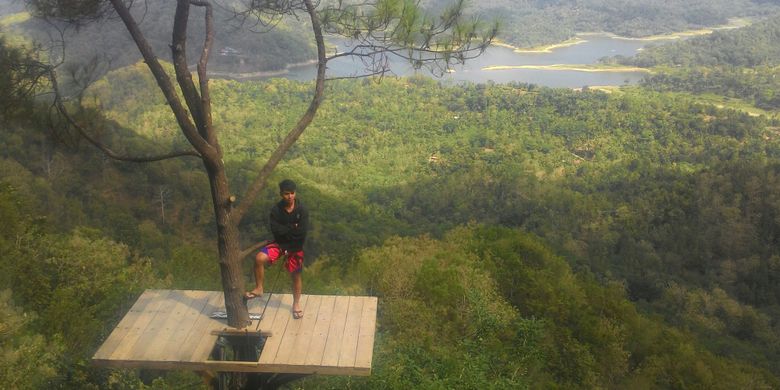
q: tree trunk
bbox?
[206,160,250,328]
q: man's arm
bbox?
[290,205,309,241]
[269,207,292,239]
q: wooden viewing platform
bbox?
[93,289,378,375]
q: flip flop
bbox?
[292,309,304,319]
[244,291,262,300]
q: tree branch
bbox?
[3,50,51,113]
[326,68,389,81]
[192,0,217,146]
[108,0,215,159]
[172,0,209,141]
[234,0,328,222]
[320,0,497,77]
[47,67,202,163]
[239,239,272,259]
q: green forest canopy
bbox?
[607,14,780,112]
[445,0,780,48]
[3,8,780,388]
[4,64,780,387]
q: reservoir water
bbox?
[281,34,653,88]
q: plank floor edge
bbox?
[92,290,377,376]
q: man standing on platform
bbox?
[245,179,309,319]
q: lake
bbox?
[280,34,654,88]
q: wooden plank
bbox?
[93,289,159,360]
[158,291,211,361]
[287,295,322,366]
[257,294,294,364]
[270,295,311,364]
[354,297,378,370]
[320,295,351,367]
[198,360,371,375]
[254,293,283,333]
[95,357,372,375]
[304,295,336,366]
[94,357,371,375]
[139,290,201,361]
[147,290,210,361]
[249,362,372,375]
[210,328,273,337]
[125,290,183,360]
[107,290,174,361]
[92,290,378,377]
[247,293,271,328]
[337,297,365,368]
[175,292,223,361]
[186,292,229,362]
[205,293,271,334]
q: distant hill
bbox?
[609,15,780,111]
[11,0,778,76]
[624,15,780,68]
[432,0,780,48]
[0,2,24,16]
[9,1,315,76]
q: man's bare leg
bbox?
[246,252,267,298]
[292,271,303,318]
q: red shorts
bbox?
[260,243,304,273]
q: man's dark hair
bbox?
[279,179,297,193]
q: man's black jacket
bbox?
[269,199,309,252]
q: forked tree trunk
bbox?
[46,0,489,331]
[104,0,328,328]
[206,161,251,328]
[107,0,253,327]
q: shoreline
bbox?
[601,17,751,42]
[494,17,752,52]
[207,59,318,80]
[209,18,743,83]
[0,12,31,27]
[490,37,587,54]
[493,37,587,53]
[482,64,653,73]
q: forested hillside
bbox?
[439,0,780,48]
[3,19,780,385]
[1,0,315,78]
[4,0,778,78]
[611,14,780,112]
[624,16,780,68]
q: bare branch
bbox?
[27,0,114,25]
[192,0,217,145]
[108,0,215,159]
[223,0,311,34]
[234,0,328,222]
[326,68,390,81]
[2,50,51,113]
[239,239,273,259]
[172,0,209,140]
[318,0,497,78]
[47,67,202,163]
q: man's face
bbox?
[281,190,296,205]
